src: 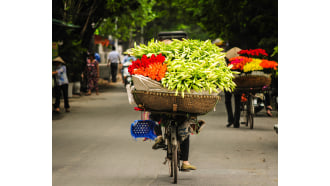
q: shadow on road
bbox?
[52,111,65,120]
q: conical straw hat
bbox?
[53,56,65,64]
[226,47,242,59]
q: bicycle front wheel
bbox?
[247,95,254,129]
[170,126,178,184]
[172,144,178,184]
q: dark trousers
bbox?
[54,84,70,109]
[111,63,118,82]
[180,135,189,161]
[225,91,241,127]
[264,92,271,107]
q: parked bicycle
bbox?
[236,87,267,129]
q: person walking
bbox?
[85,52,100,96]
[107,46,121,82]
[222,45,242,128]
[52,56,70,113]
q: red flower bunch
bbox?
[128,53,167,82]
[128,53,165,74]
[238,49,269,57]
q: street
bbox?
[52,82,278,186]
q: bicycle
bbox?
[130,88,219,184]
[149,111,197,184]
[240,92,255,129]
[236,87,267,129]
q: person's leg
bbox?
[151,113,165,149]
[180,135,189,161]
[152,123,166,149]
[111,63,118,82]
[54,85,61,112]
[264,92,272,116]
[62,84,70,112]
[86,76,92,95]
[94,77,99,95]
[233,92,242,128]
[180,136,196,170]
[225,91,234,127]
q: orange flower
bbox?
[139,63,167,81]
[260,59,278,70]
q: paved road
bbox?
[52,82,278,186]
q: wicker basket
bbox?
[132,90,220,115]
[233,73,271,88]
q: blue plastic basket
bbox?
[130,120,157,140]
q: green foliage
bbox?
[142,0,209,41]
[59,38,87,82]
[53,0,154,80]
[271,46,278,57]
[187,0,278,53]
[144,0,277,54]
[97,0,157,41]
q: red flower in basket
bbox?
[128,53,167,82]
[238,49,269,58]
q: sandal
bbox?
[266,106,272,117]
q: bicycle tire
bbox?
[247,96,254,129]
[244,103,248,126]
[172,144,178,184]
[248,114,254,129]
[245,109,249,127]
[166,128,173,177]
[168,143,173,177]
[170,126,178,184]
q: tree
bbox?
[182,0,278,56]
[97,0,157,47]
[143,0,209,41]
[141,0,277,59]
[52,0,150,81]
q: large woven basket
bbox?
[132,90,220,115]
[233,73,271,88]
